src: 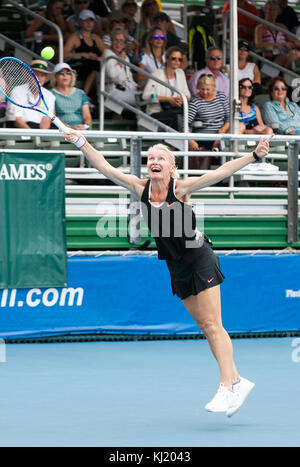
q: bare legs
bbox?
[182,285,239,388]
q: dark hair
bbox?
[239,78,255,103]
[268,76,289,99]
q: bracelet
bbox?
[73,135,87,149]
[295,130,298,136]
[84,124,90,130]
[253,151,260,161]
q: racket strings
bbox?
[0,59,40,106]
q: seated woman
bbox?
[142,46,190,131]
[137,26,166,87]
[101,27,138,107]
[262,76,300,135]
[254,0,300,71]
[188,73,230,171]
[26,0,67,58]
[239,78,273,135]
[65,0,103,40]
[50,62,92,130]
[64,9,106,97]
[237,40,262,94]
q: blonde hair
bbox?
[145,26,166,54]
[50,69,77,88]
[197,73,216,89]
[148,144,179,179]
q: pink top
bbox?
[262,28,286,58]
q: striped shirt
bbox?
[188,91,230,133]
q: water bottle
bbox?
[34,31,43,55]
[150,85,158,103]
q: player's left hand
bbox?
[255,134,273,158]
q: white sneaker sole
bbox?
[226,380,255,418]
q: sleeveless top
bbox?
[238,62,255,81]
[141,178,203,260]
[262,29,286,58]
[75,33,100,56]
[239,104,257,125]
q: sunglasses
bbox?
[209,56,222,61]
[169,56,182,62]
[152,34,165,40]
[145,1,157,5]
[200,73,213,78]
[273,86,287,91]
[123,2,137,6]
[75,0,89,4]
[57,70,72,76]
[240,84,253,89]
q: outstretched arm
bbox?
[177,135,273,197]
[64,130,144,196]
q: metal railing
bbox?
[99,54,189,156]
[0,128,298,243]
[0,33,55,69]
[9,0,64,63]
[222,9,300,79]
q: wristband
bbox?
[253,151,260,161]
[73,135,87,149]
[295,130,298,136]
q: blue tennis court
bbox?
[1,337,299,447]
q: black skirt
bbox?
[166,239,225,300]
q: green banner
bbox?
[0,152,67,289]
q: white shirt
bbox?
[142,68,190,114]
[6,84,55,124]
[138,52,166,75]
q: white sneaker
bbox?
[226,377,255,418]
[205,383,234,413]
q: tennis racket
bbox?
[0,56,69,133]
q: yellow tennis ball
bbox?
[41,46,55,61]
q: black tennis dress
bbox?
[141,178,225,300]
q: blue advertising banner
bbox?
[0,253,299,339]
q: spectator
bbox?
[102,10,139,64]
[254,0,300,71]
[139,0,176,40]
[64,9,106,97]
[142,46,190,131]
[120,1,139,39]
[222,0,259,42]
[50,62,92,130]
[188,47,230,99]
[188,73,230,170]
[262,77,300,135]
[6,60,55,129]
[137,26,166,87]
[239,78,273,135]
[26,0,67,58]
[65,0,103,39]
[141,12,181,49]
[260,0,299,33]
[237,40,262,94]
[89,0,116,18]
[102,27,138,107]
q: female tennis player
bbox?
[64,129,272,417]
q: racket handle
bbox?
[50,115,69,133]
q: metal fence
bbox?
[0,128,299,243]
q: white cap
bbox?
[54,62,73,74]
[79,9,96,21]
